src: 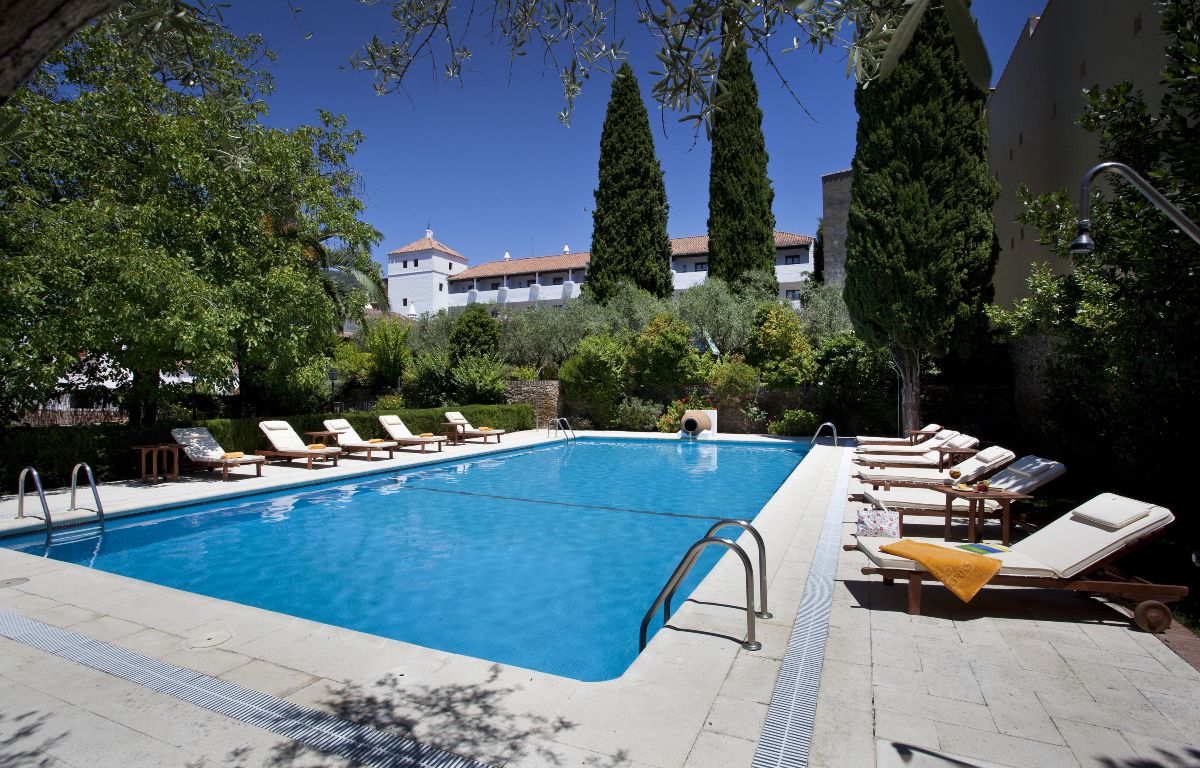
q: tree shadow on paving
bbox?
[1097,747,1200,768]
[0,711,65,768]
[222,664,633,768]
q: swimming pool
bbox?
[3,437,808,681]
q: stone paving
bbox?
[820,472,1200,768]
[0,434,845,768]
[1,437,1197,767]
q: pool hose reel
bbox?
[680,409,718,439]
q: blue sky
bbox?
[224,1,1048,269]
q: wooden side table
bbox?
[442,423,464,445]
[936,446,978,470]
[905,428,940,445]
[917,484,1033,544]
[303,430,341,446]
[131,444,180,483]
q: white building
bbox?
[387,230,814,316]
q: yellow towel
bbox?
[222,451,244,459]
[419,432,434,437]
[880,539,1002,603]
[367,438,384,443]
[479,426,492,431]
[306,443,326,450]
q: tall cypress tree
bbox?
[587,62,673,302]
[707,12,777,293]
[843,3,998,431]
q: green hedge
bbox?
[1,404,533,490]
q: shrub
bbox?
[741,402,768,432]
[406,310,455,355]
[746,302,817,389]
[559,333,627,428]
[362,315,412,390]
[375,393,405,410]
[655,392,714,433]
[796,280,854,344]
[332,342,374,388]
[811,332,895,435]
[627,314,702,402]
[402,349,454,408]
[507,365,538,381]
[767,408,820,436]
[707,354,759,407]
[449,304,500,363]
[451,355,509,405]
[615,397,664,431]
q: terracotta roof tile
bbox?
[454,252,590,281]
[447,231,813,282]
[388,235,467,262]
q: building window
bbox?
[414,259,419,267]
[491,282,500,290]
[449,264,453,271]
[527,279,536,287]
[439,283,444,291]
[553,277,563,285]
[784,254,807,265]
[402,298,408,307]
[784,289,801,300]
[402,260,408,268]
[1134,13,1143,35]
[695,262,708,272]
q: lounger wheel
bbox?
[1133,600,1172,633]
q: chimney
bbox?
[425,227,434,240]
[503,250,511,261]
[563,243,570,254]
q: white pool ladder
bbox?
[810,421,839,446]
[17,466,52,531]
[69,463,105,522]
[640,519,769,652]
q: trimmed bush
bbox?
[448,304,500,363]
[615,397,664,432]
[451,356,508,405]
[627,313,703,402]
[746,303,816,390]
[559,334,627,428]
[767,408,820,436]
[0,403,533,489]
[403,349,454,408]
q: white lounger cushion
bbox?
[259,421,340,454]
[858,446,1015,486]
[378,415,445,441]
[855,430,959,454]
[323,418,398,449]
[444,411,505,435]
[865,486,985,513]
[856,536,1057,578]
[1012,493,1173,578]
[171,427,265,465]
[856,424,942,445]
[857,434,979,467]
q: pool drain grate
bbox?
[0,608,490,768]
[752,448,852,768]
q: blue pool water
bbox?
[3,438,808,681]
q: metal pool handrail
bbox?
[547,417,577,441]
[640,536,762,652]
[665,520,771,620]
[811,422,838,446]
[17,466,52,530]
[69,463,105,522]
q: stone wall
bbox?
[820,169,852,285]
[505,380,561,428]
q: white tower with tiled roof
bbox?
[386,229,468,316]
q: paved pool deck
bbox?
[824,469,1200,768]
[0,431,847,767]
[1,432,1197,767]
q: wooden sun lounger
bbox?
[848,494,1189,633]
[255,448,340,469]
[378,415,448,452]
[256,421,341,469]
[171,427,266,481]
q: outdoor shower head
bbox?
[1069,220,1095,255]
